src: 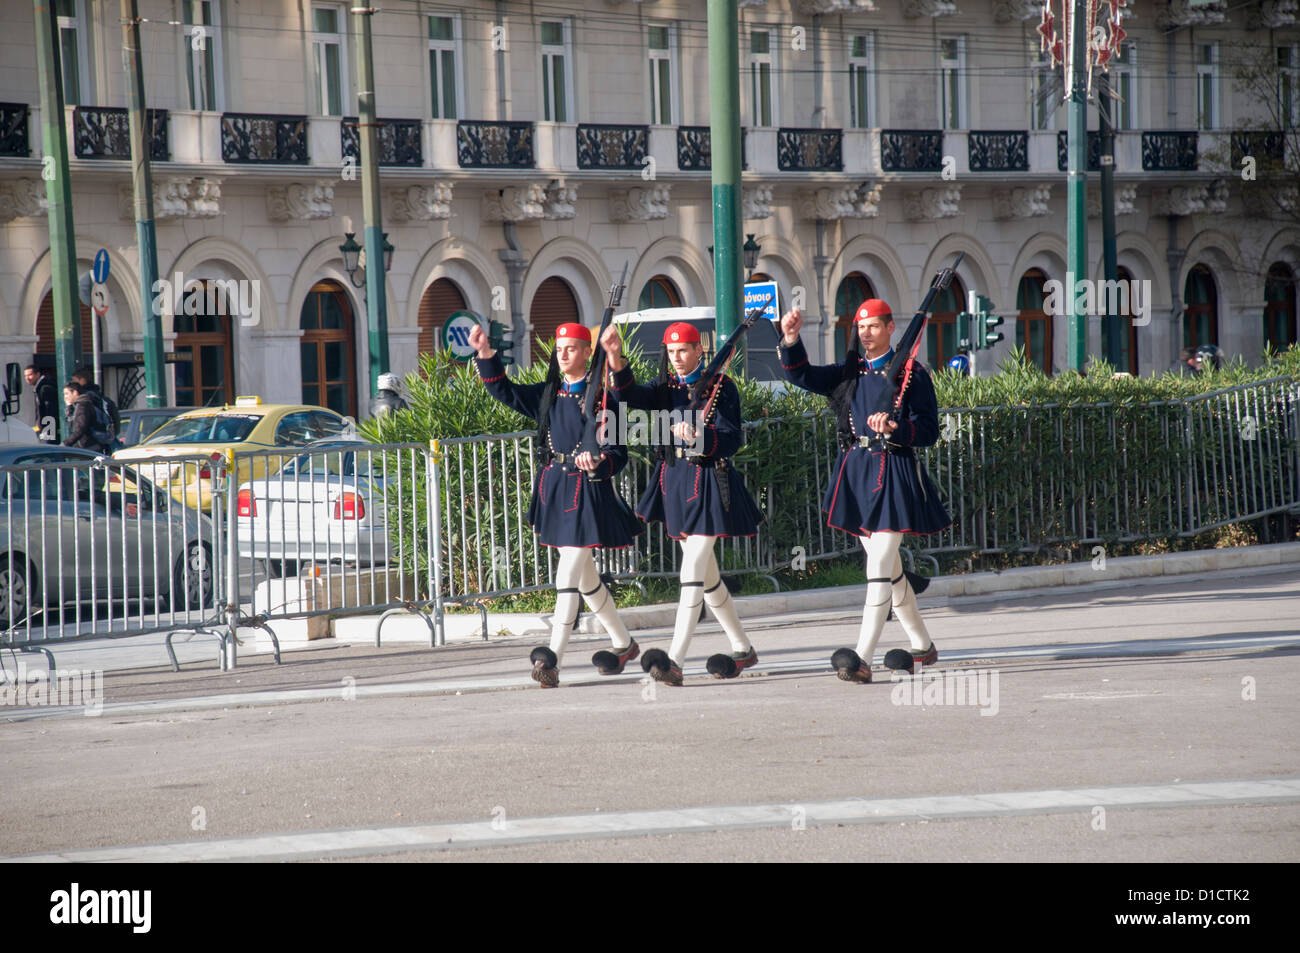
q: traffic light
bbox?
[489,319,515,366]
[966,294,1003,350]
[956,312,971,352]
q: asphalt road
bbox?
[1,564,1297,864]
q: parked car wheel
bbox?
[172,541,214,610]
[0,555,35,628]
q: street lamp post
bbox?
[339,231,394,290]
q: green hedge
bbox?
[362,343,1300,588]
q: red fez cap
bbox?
[555,323,591,345]
[856,299,893,322]
[664,322,701,345]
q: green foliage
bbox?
[361,342,1299,593]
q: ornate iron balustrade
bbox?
[675,126,748,171]
[341,117,423,167]
[0,102,30,157]
[221,113,308,164]
[1142,131,1198,171]
[576,123,649,170]
[1056,130,1102,172]
[777,128,842,171]
[73,106,168,160]
[1230,130,1285,169]
[969,130,1028,172]
[457,120,534,169]
[880,130,943,172]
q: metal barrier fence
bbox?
[1,453,224,668]
[3,376,1297,670]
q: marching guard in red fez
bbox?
[470,321,643,688]
[599,320,765,686]
[778,299,951,684]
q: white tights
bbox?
[549,547,632,666]
[855,532,932,665]
[668,535,750,667]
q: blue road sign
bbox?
[743,280,780,322]
[92,249,110,285]
[441,310,482,361]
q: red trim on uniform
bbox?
[822,514,954,538]
[826,452,851,517]
[874,451,886,492]
[481,372,506,383]
[685,464,702,502]
[564,472,582,512]
[538,465,549,498]
[780,356,808,370]
[893,358,915,410]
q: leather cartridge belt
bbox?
[853,436,912,456]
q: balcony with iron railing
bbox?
[1,102,30,157]
[73,106,168,160]
[341,117,423,167]
[0,102,1232,185]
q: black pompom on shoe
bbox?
[883,648,915,673]
[640,648,682,686]
[530,646,559,688]
[592,639,640,675]
[706,654,736,678]
[832,648,871,684]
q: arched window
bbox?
[833,272,874,362]
[1183,264,1218,348]
[637,275,682,310]
[1263,263,1297,352]
[300,280,357,418]
[174,282,236,407]
[35,291,94,360]
[418,277,468,354]
[1016,269,1053,375]
[529,276,580,361]
[926,275,965,369]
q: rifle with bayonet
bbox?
[577,262,629,464]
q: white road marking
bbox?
[8,777,1298,863]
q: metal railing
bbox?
[0,102,30,157]
[4,378,1296,670]
[73,106,168,161]
[2,455,224,667]
[576,124,649,170]
[456,120,534,168]
[340,117,423,167]
[880,130,944,172]
[221,113,309,164]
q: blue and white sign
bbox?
[441,310,482,361]
[92,249,110,285]
[743,281,780,323]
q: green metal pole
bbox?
[1098,70,1122,370]
[122,0,165,407]
[354,6,389,398]
[33,0,82,393]
[708,0,742,342]
[1066,0,1089,372]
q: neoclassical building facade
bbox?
[1,0,1296,416]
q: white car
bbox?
[235,441,389,574]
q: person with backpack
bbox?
[71,368,119,444]
[62,381,113,452]
[469,321,643,688]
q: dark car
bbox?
[0,446,216,626]
[115,406,198,450]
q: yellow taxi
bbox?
[112,398,353,512]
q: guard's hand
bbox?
[671,421,697,444]
[600,325,624,371]
[780,308,802,345]
[867,412,897,435]
[575,451,605,473]
[468,324,494,359]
